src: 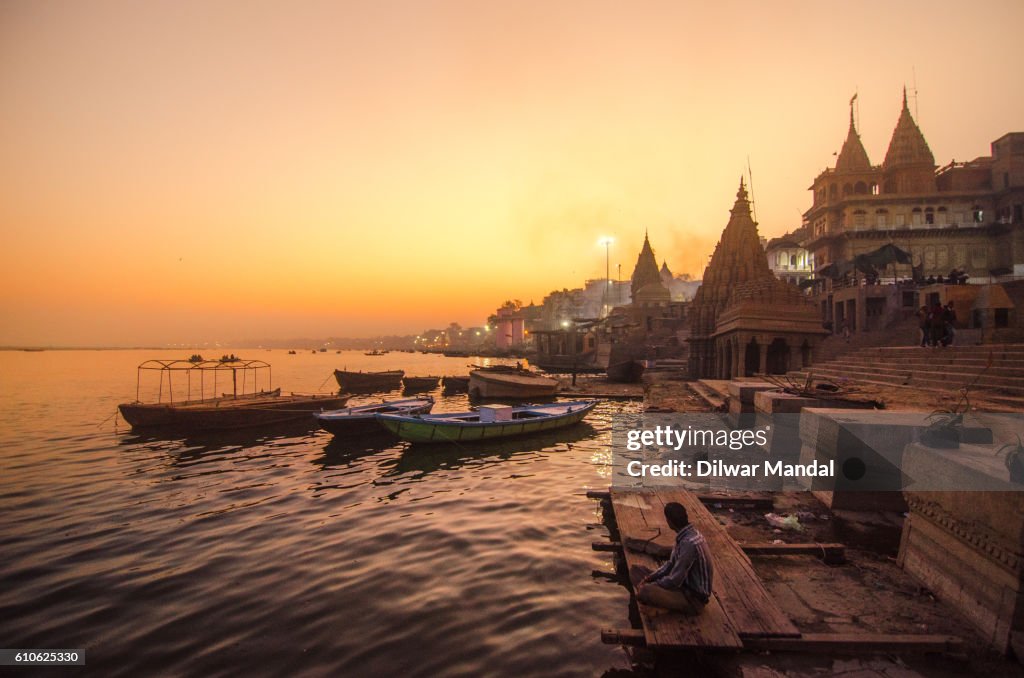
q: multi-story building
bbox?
[764,228,814,285]
[803,91,1024,282]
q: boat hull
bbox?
[377,400,596,444]
[334,369,404,393]
[314,397,434,435]
[468,370,558,399]
[441,375,469,393]
[119,393,350,431]
[402,376,440,392]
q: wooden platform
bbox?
[610,487,801,649]
[602,487,962,656]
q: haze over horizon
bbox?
[2,0,1022,347]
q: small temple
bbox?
[688,179,826,379]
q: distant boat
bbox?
[288,350,297,355]
[402,376,440,392]
[364,349,388,356]
[376,400,597,444]
[118,358,348,431]
[441,375,470,394]
[319,348,327,353]
[469,367,558,400]
[606,359,645,383]
[334,369,404,393]
[314,396,434,435]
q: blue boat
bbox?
[375,400,597,444]
[315,396,434,435]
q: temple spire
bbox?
[836,97,872,172]
[630,231,662,298]
[884,87,934,169]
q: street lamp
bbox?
[598,237,614,316]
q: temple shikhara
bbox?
[688,179,825,379]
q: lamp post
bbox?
[598,237,614,316]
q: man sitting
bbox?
[632,502,714,614]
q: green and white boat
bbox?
[375,400,598,444]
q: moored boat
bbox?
[314,396,434,435]
[334,369,404,393]
[441,375,470,394]
[376,400,597,443]
[120,392,349,431]
[402,376,440,392]
[118,358,348,431]
[468,367,558,399]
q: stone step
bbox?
[790,370,1024,410]
[791,367,1024,401]
[687,381,726,410]
[834,356,1024,372]
[818,361,1024,389]
[851,348,1024,358]
[823,357,1024,380]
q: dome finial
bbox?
[902,85,908,111]
[736,176,748,201]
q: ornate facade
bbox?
[804,92,1024,281]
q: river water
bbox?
[0,349,638,677]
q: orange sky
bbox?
[1,0,1022,346]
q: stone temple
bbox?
[688,179,827,379]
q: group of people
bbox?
[918,300,957,347]
[921,268,970,286]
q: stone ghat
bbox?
[788,343,1024,409]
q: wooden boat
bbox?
[334,369,404,393]
[314,396,434,435]
[376,400,597,444]
[120,391,349,431]
[118,358,351,431]
[468,367,558,399]
[441,375,470,393]
[402,376,440,392]
[606,359,645,383]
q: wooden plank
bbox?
[698,494,774,510]
[601,628,646,646]
[744,633,963,654]
[586,489,611,501]
[741,542,845,564]
[652,489,801,639]
[610,488,743,650]
[592,541,621,552]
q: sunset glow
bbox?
[1,0,1022,345]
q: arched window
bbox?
[871,183,880,195]
[973,205,984,223]
[854,181,868,194]
[790,254,797,267]
[843,183,852,196]
[924,207,935,225]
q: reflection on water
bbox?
[382,423,598,481]
[0,350,639,677]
